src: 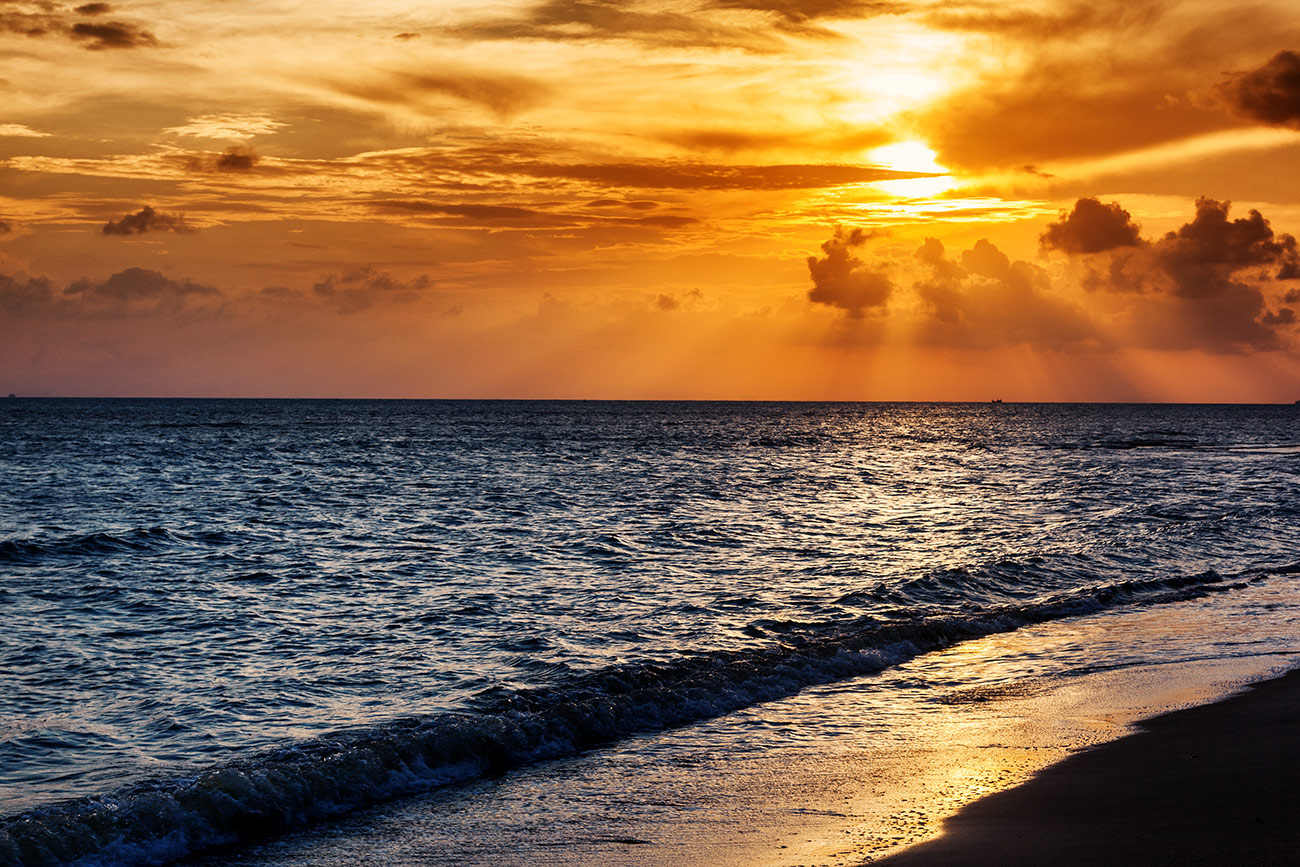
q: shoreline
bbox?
[872,666,1300,867]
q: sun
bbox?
[870,141,945,174]
[868,140,956,198]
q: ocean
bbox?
[2,400,1298,866]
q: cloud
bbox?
[311,268,432,314]
[450,0,782,51]
[69,20,157,49]
[393,31,420,40]
[909,4,1280,170]
[102,205,196,236]
[369,199,583,229]
[0,272,55,314]
[332,70,551,118]
[510,161,928,190]
[1,3,155,49]
[66,267,217,302]
[215,146,258,172]
[708,0,894,34]
[1041,197,1144,254]
[1155,197,1299,294]
[912,237,1097,348]
[0,220,11,235]
[1221,50,1300,127]
[0,267,223,319]
[1137,198,1297,349]
[164,114,286,139]
[372,200,549,220]
[657,125,892,157]
[0,5,64,39]
[183,146,262,173]
[0,123,50,138]
[633,214,696,228]
[923,3,1159,40]
[585,199,660,209]
[1049,196,1300,350]
[806,227,892,317]
[369,197,698,232]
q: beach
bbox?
[877,667,1300,867]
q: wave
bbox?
[0,528,234,565]
[1,564,1291,867]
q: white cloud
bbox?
[162,114,287,139]
[0,124,51,138]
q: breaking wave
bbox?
[3,563,1284,867]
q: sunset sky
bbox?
[3,0,1300,400]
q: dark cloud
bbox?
[0,272,55,314]
[351,144,931,194]
[924,2,1162,40]
[654,293,680,311]
[102,205,195,236]
[1155,197,1298,295]
[1052,197,1300,350]
[311,268,432,314]
[0,3,62,39]
[708,0,900,37]
[658,125,891,156]
[1221,50,1300,127]
[450,0,782,51]
[585,198,659,209]
[1262,307,1296,326]
[1041,197,1143,254]
[70,20,157,49]
[912,237,1097,348]
[633,214,696,228]
[393,31,420,40]
[908,5,1286,170]
[0,220,11,235]
[660,128,807,152]
[1140,198,1297,349]
[806,227,892,317]
[511,161,928,190]
[2,268,222,318]
[260,285,301,301]
[333,70,550,117]
[371,197,698,231]
[181,147,267,174]
[372,200,548,220]
[216,146,258,172]
[918,73,1223,170]
[74,3,112,14]
[369,199,582,229]
[66,267,217,302]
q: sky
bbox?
[3,0,1300,400]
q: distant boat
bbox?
[991,398,1003,404]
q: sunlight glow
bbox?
[869,141,956,198]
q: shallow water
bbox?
[2,400,1298,865]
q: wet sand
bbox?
[874,667,1300,867]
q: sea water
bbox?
[1,400,1297,866]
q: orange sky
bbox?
[3,0,1300,399]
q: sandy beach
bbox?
[875,667,1300,867]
